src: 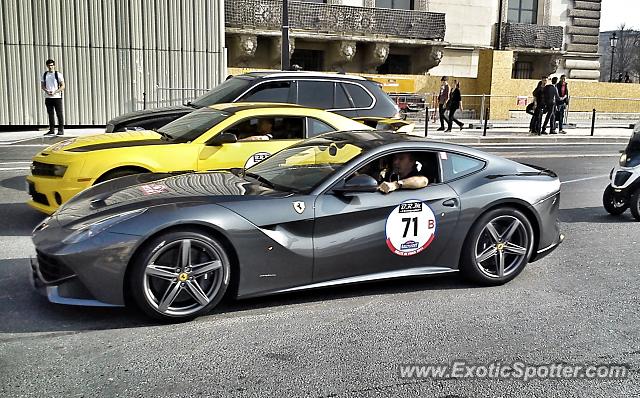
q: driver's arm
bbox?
[379,176,429,194]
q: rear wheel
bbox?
[630,189,640,221]
[460,208,534,285]
[603,185,628,215]
[129,230,231,321]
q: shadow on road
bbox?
[0,202,46,236]
[0,257,476,335]
[559,206,637,224]
[0,175,27,192]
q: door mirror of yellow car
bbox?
[207,132,238,146]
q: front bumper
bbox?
[29,256,122,307]
[26,175,91,215]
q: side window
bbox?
[223,116,304,141]
[350,151,440,185]
[440,152,485,181]
[297,81,334,109]
[334,83,352,109]
[240,81,292,103]
[343,83,374,108]
[307,118,336,138]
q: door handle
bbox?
[442,198,458,207]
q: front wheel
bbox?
[460,208,534,285]
[603,185,628,215]
[129,230,231,321]
[630,189,640,221]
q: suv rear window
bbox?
[343,83,374,108]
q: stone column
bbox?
[362,42,389,73]
[228,34,258,67]
[269,36,296,69]
[326,40,358,70]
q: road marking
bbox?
[0,161,31,165]
[561,174,610,184]
[0,167,30,171]
[0,144,48,148]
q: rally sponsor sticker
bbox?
[139,183,169,195]
[244,152,271,168]
[385,199,437,256]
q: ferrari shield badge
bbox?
[385,199,437,256]
[293,201,306,214]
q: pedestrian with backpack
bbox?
[41,59,65,136]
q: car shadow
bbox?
[0,175,28,192]
[0,257,476,335]
[559,206,637,224]
[0,202,47,236]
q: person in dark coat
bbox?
[445,80,464,132]
[555,75,569,134]
[541,77,563,134]
[530,79,545,134]
[436,76,450,131]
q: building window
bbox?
[513,61,532,79]
[375,0,414,10]
[377,54,411,74]
[290,49,324,72]
[507,0,538,24]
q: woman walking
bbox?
[445,80,464,132]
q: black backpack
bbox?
[43,71,61,87]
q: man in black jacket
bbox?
[531,78,546,135]
[541,77,563,135]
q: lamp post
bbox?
[281,0,290,71]
[609,32,618,82]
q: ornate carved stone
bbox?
[229,34,258,66]
[327,40,357,69]
[545,54,563,75]
[269,36,296,69]
[414,45,445,73]
[362,42,389,73]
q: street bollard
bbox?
[483,108,489,137]
[591,109,596,136]
[424,106,429,137]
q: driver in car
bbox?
[378,153,429,194]
[239,118,274,141]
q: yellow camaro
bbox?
[27,103,372,214]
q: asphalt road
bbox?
[0,142,638,397]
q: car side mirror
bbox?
[208,132,238,146]
[333,174,379,193]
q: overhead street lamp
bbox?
[609,32,618,82]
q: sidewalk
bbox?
[0,125,634,145]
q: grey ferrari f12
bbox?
[31,131,563,321]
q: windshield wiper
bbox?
[185,101,202,109]
[244,172,276,189]
[156,131,174,141]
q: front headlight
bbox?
[62,208,146,244]
[52,164,67,176]
[620,153,627,166]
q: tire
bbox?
[603,184,628,215]
[95,168,145,184]
[460,207,534,286]
[630,189,640,221]
[129,230,231,322]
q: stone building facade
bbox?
[225,0,604,81]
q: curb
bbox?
[419,136,630,144]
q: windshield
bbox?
[158,108,230,142]
[191,77,253,107]
[246,137,364,193]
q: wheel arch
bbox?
[94,165,152,184]
[122,222,241,307]
[464,198,541,259]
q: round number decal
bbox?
[244,152,271,168]
[385,200,437,256]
